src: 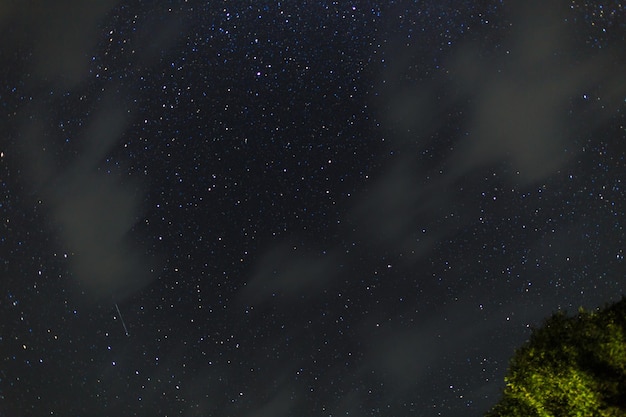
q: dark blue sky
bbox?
[1,1,625,416]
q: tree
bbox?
[486,296,626,416]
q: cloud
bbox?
[446,3,588,183]
[348,1,626,268]
[0,1,120,89]
[16,93,154,301]
[52,172,151,299]
[243,389,297,417]
[349,157,462,264]
[3,2,172,301]
[240,241,341,304]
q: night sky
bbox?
[1,1,625,416]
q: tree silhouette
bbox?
[486,296,626,416]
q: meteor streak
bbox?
[114,302,130,337]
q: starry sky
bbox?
[1,1,625,416]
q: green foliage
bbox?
[485,296,626,417]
